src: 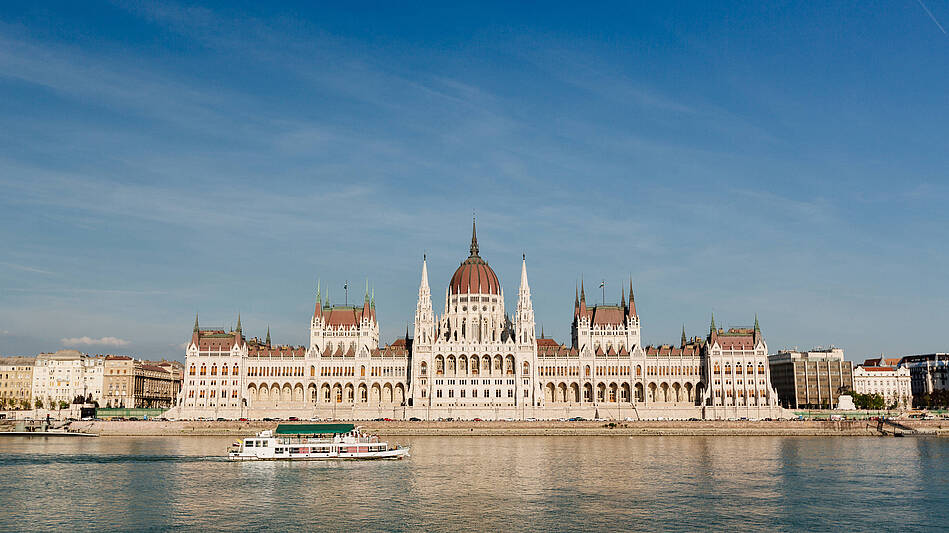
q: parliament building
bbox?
[171,222,787,421]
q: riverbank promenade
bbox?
[42,418,949,437]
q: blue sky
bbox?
[1,1,948,361]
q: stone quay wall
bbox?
[53,418,949,437]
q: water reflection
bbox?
[0,436,945,531]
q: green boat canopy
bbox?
[274,423,355,435]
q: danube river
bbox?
[0,436,945,531]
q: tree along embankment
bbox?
[56,419,949,437]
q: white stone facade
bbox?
[853,365,912,408]
[170,223,788,421]
[31,350,104,407]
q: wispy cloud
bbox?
[61,336,130,347]
[0,262,55,275]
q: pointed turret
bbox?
[574,284,580,317]
[579,279,587,317]
[515,253,535,345]
[314,280,323,318]
[621,287,626,309]
[414,254,434,346]
[190,313,200,347]
[362,279,372,319]
[681,325,687,348]
[469,217,480,258]
[627,278,637,317]
[265,326,271,346]
[371,286,376,320]
[233,313,243,347]
[754,314,761,343]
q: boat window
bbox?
[246,441,254,447]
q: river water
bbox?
[0,435,945,531]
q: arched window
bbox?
[200,364,207,376]
[233,364,239,376]
[210,364,217,376]
[585,365,591,377]
[714,363,721,374]
[420,362,428,376]
[636,365,642,377]
[221,366,228,376]
[189,365,196,376]
[523,362,530,375]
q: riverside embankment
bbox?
[50,418,949,437]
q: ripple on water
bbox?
[0,435,945,531]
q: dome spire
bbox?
[469,216,480,257]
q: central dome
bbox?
[449,220,501,295]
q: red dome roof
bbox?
[449,219,501,295]
[450,257,501,295]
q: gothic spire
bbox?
[265,326,271,346]
[681,325,687,348]
[314,280,322,317]
[627,277,637,317]
[469,216,480,257]
[420,254,430,290]
[236,313,242,333]
[710,313,716,334]
[193,313,199,333]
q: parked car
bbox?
[409,417,421,421]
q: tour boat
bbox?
[228,423,409,461]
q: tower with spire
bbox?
[572,277,640,353]
[414,254,435,347]
[514,254,535,345]
[308,276,380,359]
[410,218,537,411]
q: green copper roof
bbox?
[274,423,355,435]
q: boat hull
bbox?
[228,448,409,461]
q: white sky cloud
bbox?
[61,336,130,347]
